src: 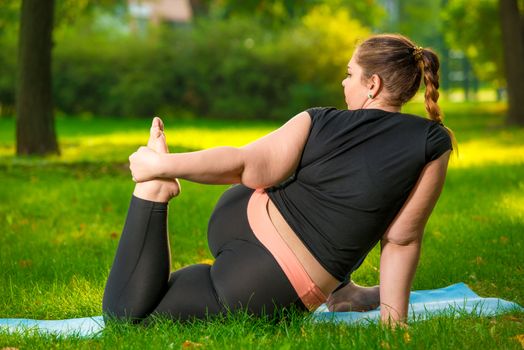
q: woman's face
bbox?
[341,53,370,110]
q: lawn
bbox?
[0,102,523,349]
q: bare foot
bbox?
[326,281,380,312]
[147,117,169,153]
[133,117,181,202]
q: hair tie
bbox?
[413,46,424,62]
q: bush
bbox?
[1,6,371,119]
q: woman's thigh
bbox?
[149,239,305,321]
[211,239,305,316]
[150,185,305,321]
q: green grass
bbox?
[0,101,523,349]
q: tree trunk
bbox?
[499,0,524,126]
[16,0,59,155]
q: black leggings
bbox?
[102,185,306,322]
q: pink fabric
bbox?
[247,189,327,310]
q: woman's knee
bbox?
[102,289,153,322]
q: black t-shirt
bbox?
[266,107,452,281]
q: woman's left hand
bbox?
[326,282,380,312]
[129,146,162,182]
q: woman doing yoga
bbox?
[102,34,454,326]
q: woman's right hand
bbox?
[129,146,163,182]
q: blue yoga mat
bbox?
[0,283,521,337]
[313,283,522,323]
[0,315,105,337]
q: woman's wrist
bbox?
[156,153,171,179]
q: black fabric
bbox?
[103,186,305,322]
[102,197,171,319]
[267,107,452,281]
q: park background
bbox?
[0,0,523,349]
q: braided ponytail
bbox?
[420,49,442,124]
[420,49,458,153]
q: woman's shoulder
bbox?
[393,112,452,161]
[305,106,344,119]
[395,111,432,123]
[305,107,449,136]
[305,107,385,123]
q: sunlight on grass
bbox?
[0,145,13,157]
[0,127,276,163]
[169,127,275,148]
[66,126,273,151]
[498,189,524,220]
[450,139,524,168]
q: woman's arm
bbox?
[379,150,451,326]
[129,112,312,188]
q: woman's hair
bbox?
[356,34,457,151]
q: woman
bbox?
[102,34,454,326]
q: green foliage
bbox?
[205,0,385,28]
[0,0,19,114]
[0,2,378,119]
[0,34,16,114]
[392,0,443,48]
[54,0,127,28]
[0,4,371,119]
[49,7,370,119]
[0,0,20,37]
[0,3,374,119]
[441,0,504,84]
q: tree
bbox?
[499,0,524,125]
[13,0,125,155]
[16,0,59,155]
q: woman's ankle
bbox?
[133,180,176,203]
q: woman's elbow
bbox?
[239,157,275,189]
[240,171,270,190]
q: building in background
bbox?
[128,0,193,30]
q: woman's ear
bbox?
[369,74,382,97]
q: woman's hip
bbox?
[207,184,329,310]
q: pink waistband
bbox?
[246,189,327,310]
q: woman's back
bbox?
[267,107,452,281]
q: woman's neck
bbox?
[361,99,401,113]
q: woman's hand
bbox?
[129,146,163,182]
[326,281,380,312]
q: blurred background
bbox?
[0,0,523,155]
